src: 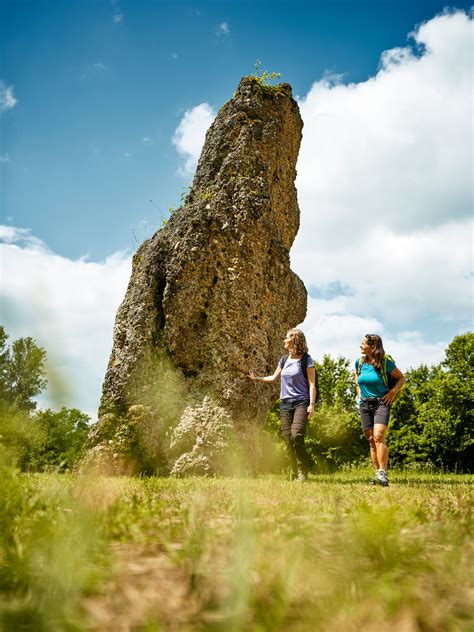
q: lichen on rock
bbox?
[87,75,307,475]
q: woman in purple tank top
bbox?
[248,329,317,481]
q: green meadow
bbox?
[1,330,472,629]
[1,467,472,631]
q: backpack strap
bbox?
[380,356,387,388]
[301,352,319,403]
[380,355,395,389]
[381,353,396,388]
[295,352,309,385]
[356,357,364,376]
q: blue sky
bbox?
[2,0,470,258]
[0,1,472,416]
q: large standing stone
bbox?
[87,76,307,474]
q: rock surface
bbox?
[88,76,307,474]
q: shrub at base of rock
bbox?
[169,397,235,477]
[83,405,170,476]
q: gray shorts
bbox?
[359,398,391,431]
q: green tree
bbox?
[0,326,47,412]
[316,355,357,410]
[0,327,11,404]
[389,332,473,471]
[0,326,91,472]
[443,331,474,379]
[33,408,90,471]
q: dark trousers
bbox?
[280,400,312,474]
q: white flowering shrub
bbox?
[169,396,235,476]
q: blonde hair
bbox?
[286,329,308,355]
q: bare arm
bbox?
[354,371,361,401]
[382,368,406,405]
[248,365,282,383]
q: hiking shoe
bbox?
[294,470,308,482]
[376,469,389,487]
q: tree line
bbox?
[0,325,472,473]
[0,326,89,470]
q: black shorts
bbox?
[359,398,391,431]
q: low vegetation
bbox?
[0,465,472,630]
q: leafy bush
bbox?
[306,404,367,471]
[34,407,90,471]
[0,404,91,472]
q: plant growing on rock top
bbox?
[252,60,281,87]
[250,60,289,98]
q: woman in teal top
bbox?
[355,334,405,486]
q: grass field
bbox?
[1,468,473,631]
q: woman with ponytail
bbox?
[355,334,405,486]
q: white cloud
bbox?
[0,81,17,111]
[111,0,123,23]
[217,22,230,36]
[172,103,216,176]
[80,63,109,80]
[293,219,473,326]
[123,152,132,158]
[0,225,46,249]
[296,12,472,241]
[301,297,450,372]
[0,153,10,162]
[0,226,131,418]
[142,136,153,144]
[292,9,473,340]
[169,52,179,61]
